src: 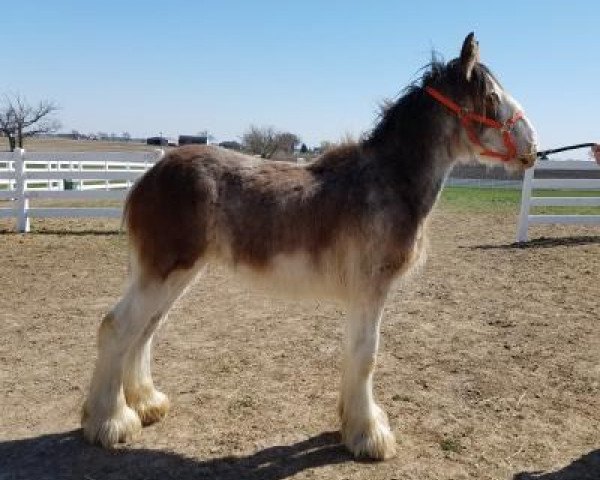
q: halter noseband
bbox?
[425,86,524,162]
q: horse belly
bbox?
[228,251,350,301]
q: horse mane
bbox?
[363,55,499,155]
[306,55,501,177]
[307,143,363,175]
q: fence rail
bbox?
[0,149,163,232]
[517,160,600,242]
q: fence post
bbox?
[104,159,109,190]
[516,166,534,242]
[15,148,30,233]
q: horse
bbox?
[82,32,537,460]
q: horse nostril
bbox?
[517,144,537,166]
[518,153,536,167]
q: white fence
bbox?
[517,160,600,242]
[0,149,163,232]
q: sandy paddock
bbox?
[1,208,599,480]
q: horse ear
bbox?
[460,32,480,81]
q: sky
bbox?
[2,1,599,157]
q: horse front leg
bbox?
[339,296,396,460]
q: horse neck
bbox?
[362,92,459,220]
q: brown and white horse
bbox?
[82,33,537,460]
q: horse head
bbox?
[425,32,538,172]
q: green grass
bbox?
[2,185,599,216]
[440,186,521,212]
[441,186,600,215]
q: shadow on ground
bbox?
[513,449,600,480]
[468,235,600,250]
[0,430,352,480]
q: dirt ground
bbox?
[1,208,599,480]
[4,137,156,153]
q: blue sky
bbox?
[3,1,599,156]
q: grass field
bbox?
[440,186,600,215]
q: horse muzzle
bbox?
[517,151,537,169]
[513,140,538,169]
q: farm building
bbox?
[178,135,208,146]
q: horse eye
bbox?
[488,92,500,106]
[486,92,500,115]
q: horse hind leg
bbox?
[121,264,202,426]
[81,265,199,448]
[81,291,146,448]
[122,313,170,427]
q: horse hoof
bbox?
[341,410,397,460]
[126,388,170,426]
[82,403,142,448]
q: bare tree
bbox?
[241,125,301,159]
[0,95,61,150]
[276,132,300,154]
[8,95,60,148]
[121,131,131,142]
[242,125,279,158]
[0,105,16,151]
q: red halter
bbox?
[425,86,524,162]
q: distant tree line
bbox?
[0,95,333,161]
[69,130,133,142]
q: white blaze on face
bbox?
[489,76,538,156]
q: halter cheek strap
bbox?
[425,86,524,162]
